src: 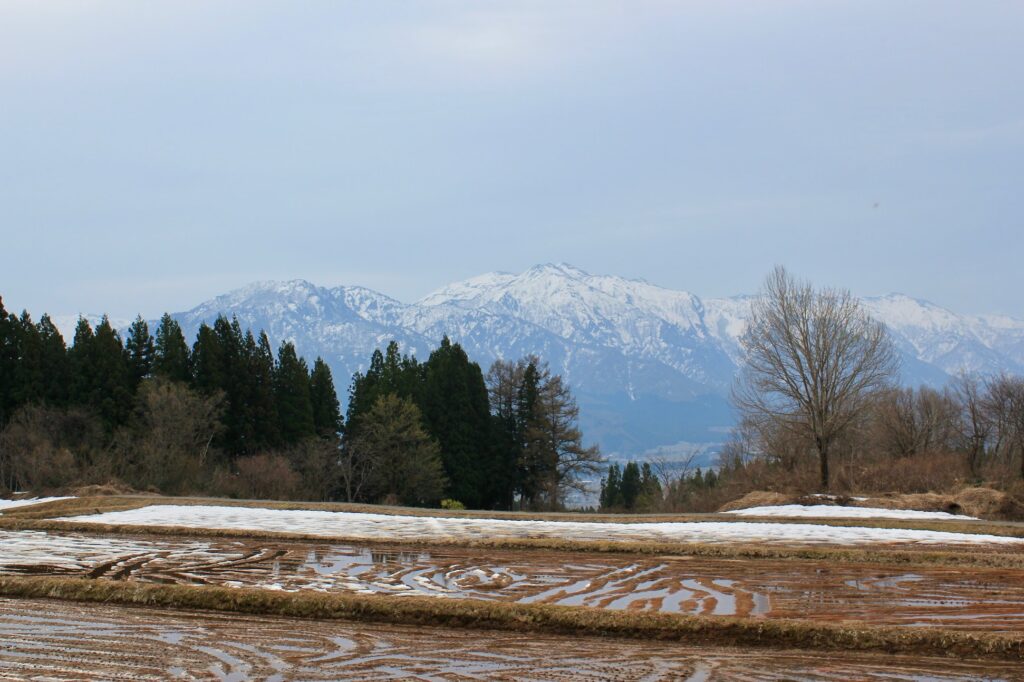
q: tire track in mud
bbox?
[4,530,1024,629]
[0,598,1017,681]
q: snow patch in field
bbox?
[59,504,1024,547]
[0,530,220,569]
[724,505,976,521]
[0,497,72,514]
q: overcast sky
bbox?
[2,1,1022,320]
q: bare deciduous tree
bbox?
[0,405,102,492]
[983,373,1024,478]
[118,378,224,494]
[733,266,900,490]
[952,373,993,477]
[873,386,959,458]
[531,373,603,507]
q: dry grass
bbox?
[716,487,1024,522]
[718,491,794,512]
[1,575,1022,661]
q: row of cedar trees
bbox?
[0,296,601,510]
[598,461,662,512]
[0,307,342,453]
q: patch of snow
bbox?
[809,494,869,502]
[0,497,72,514]
[59,505,1023,547]
[723,505,975,521]
[0,530,220,569]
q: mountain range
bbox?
[55,264,1024,462]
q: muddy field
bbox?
[5,500,1024,679]
[4,529,1024,630]
[0,597,1019,681]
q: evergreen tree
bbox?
[0,297,17,425]
[309,357,342,439]
[346,341,419,436]
[153,313,190,383]
[89,316,134,430]
[190,320,240,459]
[600,463,623,510]
[36,314,70,405]
[419,337,492,508]
[620,461,641,510]
[248,331,281,449]
[485,359,528,510]
[274,341,315,444]
[347,394,446,506]
[125,315,155,387]
[10,311,68,408]
[519,366,602,509]
[213,316,254,454]
[516,360,545,504]
[68,317,96,407]
[12,311,45,406]
[190,323,225,394]
[638,462,663,510]
[486,414,519,510]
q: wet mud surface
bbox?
[3,530,1024,629]
[0,598,1019,681]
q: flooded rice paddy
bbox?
[3,530,1024,629]
[0,598,1019,681]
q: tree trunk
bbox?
[817,438,830,491]
[968,444,979,479]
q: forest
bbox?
[0,296,601,510]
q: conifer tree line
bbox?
[0,301,341,453]
[0,295,342,496]
[598,461,662,512]
[0,296,601,510]
[341,339,603,510]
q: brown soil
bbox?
[4,530,1024,631]
[4,574,1024,661]
[3,598,1019,681]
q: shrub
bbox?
[231,454,301,500]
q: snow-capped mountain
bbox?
[52,314,134,341]
[126,264,1022,459]
[862,294,1024,378]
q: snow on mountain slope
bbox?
[863,294,1024,377]
[52,314,134,343]
[149,265,1022,456]
[419,263,735,391]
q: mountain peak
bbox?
[525,262,591,279]
[132,266,1024,457]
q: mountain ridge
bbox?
[51,265,1024,461]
